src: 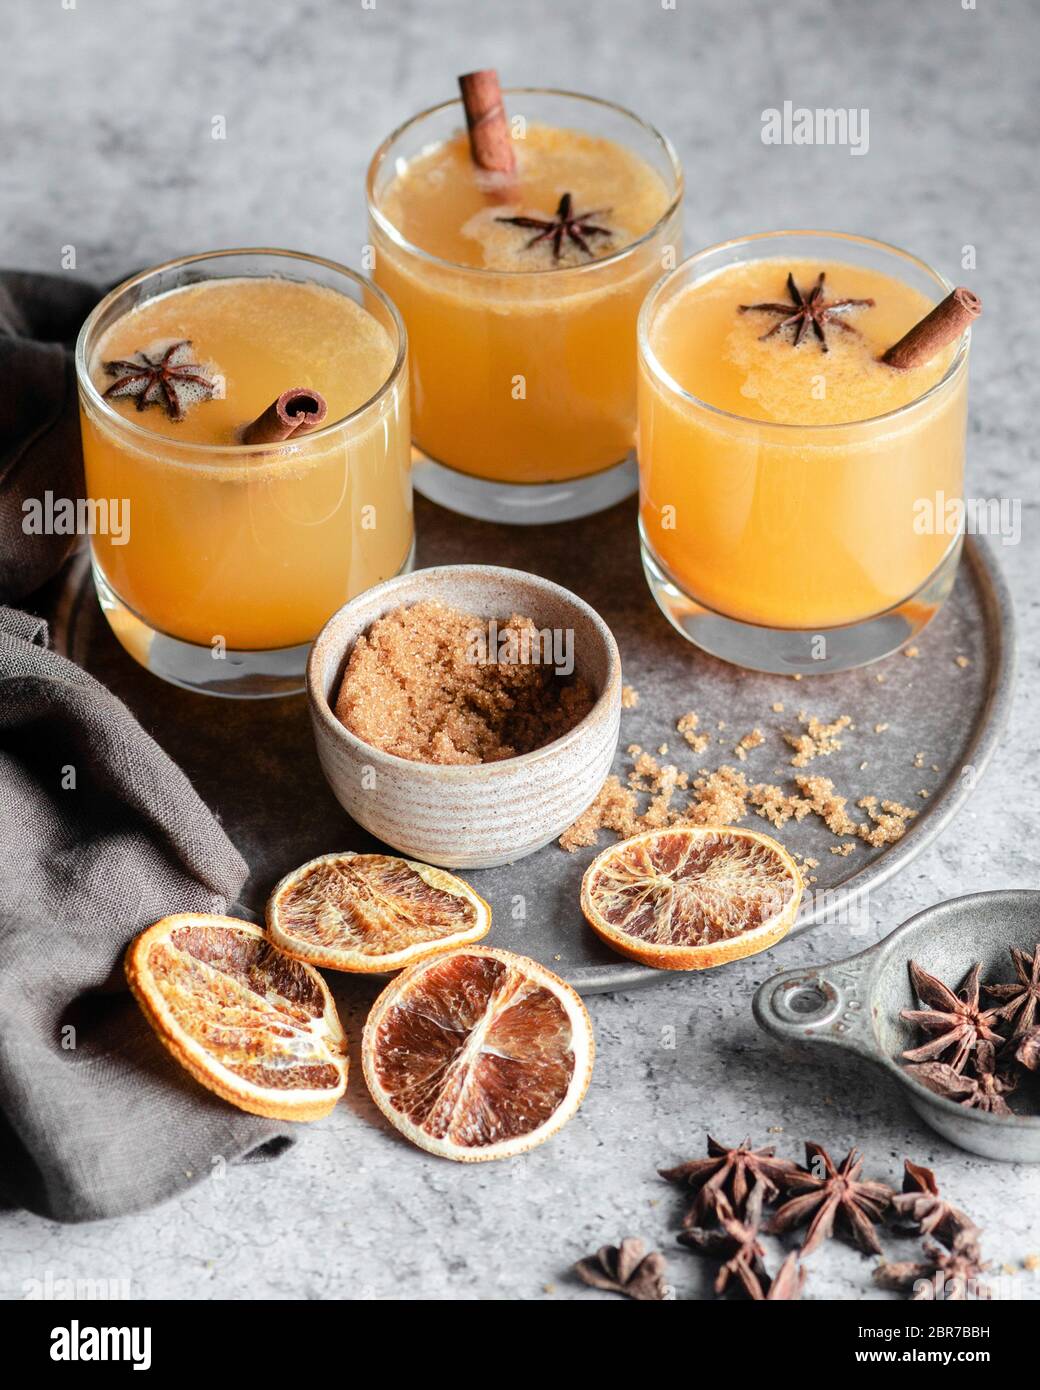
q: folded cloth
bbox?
[0,270,100,602]
[0,274,295,1220]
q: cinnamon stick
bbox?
[881,287,981,370]
[458,69,516,176]
[241,388,328,445]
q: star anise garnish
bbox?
[574,1237,670,1301]
[891,1159,976,1243]
[103,340,217,422]
[900,960,1004,1074]
[739,271,874,352]
[984,942,1040,1039]
[496,192,612,260]
[678,1185,772,1299]
[660,1135,799,1225]
[904,1041,1017,1116]
[769,1143,893,1256]
[875,1229,992,1301]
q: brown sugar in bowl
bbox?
[307,565,622,869]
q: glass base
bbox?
[411,447,638,524]
[640,529,963,674]
[91,539,415,699]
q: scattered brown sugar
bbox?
[677,710,711,754]
[857,796,917,847]
[794,775,859,837]
[785,714,853,767]
[748,782,813,829]
[335,600,593,766]
[685,765,750,825]
[621,684,640,709]
[561,687,923,854]
[558,775,638,851]
[734,728,765,761]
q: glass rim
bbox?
[637,230,972,433]
[365,86,684,280]
[75,247,409,457]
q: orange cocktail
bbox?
[637,233,972,672]
[368,89,681,522]
[76,251,411,696]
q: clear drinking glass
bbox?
[367,89,683,524]
[76,249,411,697]
[637,231,972,674]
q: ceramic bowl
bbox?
[753,890,1040,1162]
[307,564,622,869]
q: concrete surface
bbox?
[0,0,1037,1300]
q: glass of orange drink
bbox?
[367,88,682,523]
[76,249,412,697]
[637,231,974,673]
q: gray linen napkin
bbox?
[0,273,295,1220]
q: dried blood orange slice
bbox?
[266,852,491,973]
[126,914,347,1121]
[580,826,801,970]
[362,946,594,1161]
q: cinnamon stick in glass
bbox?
[458,69,516,177]
[881,287,981,370]
[241,388,329,444]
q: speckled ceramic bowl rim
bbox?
[307,564,623,779]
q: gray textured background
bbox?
[2,0,1037,1300]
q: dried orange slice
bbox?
[362,946,594,1161]
[126,914,348,1121]
[580,826,802,970]
[266,852,491,973]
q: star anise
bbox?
[677,1185,772,1299]
[984,942,1040,1039]
[103,340,217,422]
[496,192,612,260]
[749,1250,806,1301]
[1016,1025,1040,1070]
[875,1229,992,1301]
[904,1041,1017,1116]
[739,271,874,352]
[900,960,1004,1074]
[890,1159,976,1243]
[769,1143,893,1256]
[660,1135,799,1225]
[574,1237,670,1301]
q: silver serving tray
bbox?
[49,499,1015,993]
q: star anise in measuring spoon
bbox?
[984,942,1040,1039]
[1016,1025,1040,1070]
[496,192,612,260]
[875,1229,992,1302]
[904,1041,1017,1116]
[660,1135,798,1225]
[574,1237,670,1301]
[739,271,874,352]
[769,1143,893,1256]
[103,340,217,422]
[891,1159,976,1244]
[900,960,1004,1074]
[678,1185,772,1299]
